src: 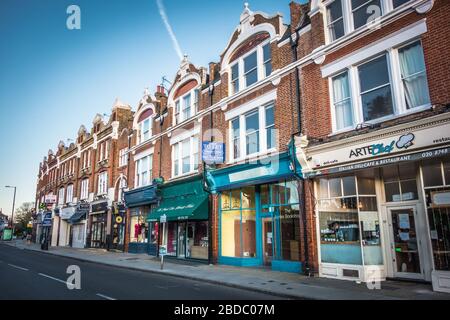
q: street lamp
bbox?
[5,186,17,237]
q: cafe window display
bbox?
[317,171,383,266]
[422,157,450,271]
[130,208,149,243]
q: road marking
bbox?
[96,293,116,300]
[8,264,29,271]
[38,273,75,289]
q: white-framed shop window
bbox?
[229,103,276,161]
[229,41,272,95]
[324,0,413,44]
[80,178,89,200]
[329,40,430,133]
[135,155,153,188]
[97,171,108,195]
[58,187,65,205]
[66,184,74,204]
[172,135,199,178]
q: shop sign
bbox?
[60,207,76,220]
[307,122,450,170]
[202,142,225,164]
[431,191,450,207]
[115,216,124,224]
[45,195,57,204]
[160,214,167,223]
[42,212,52,227]
[91,201,108,213]
[307,146,450,177]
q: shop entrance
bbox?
[178,222,187,258]
[387,206,424,279]
[262,217,274,266]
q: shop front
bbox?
[208,152,303,273]
[68,202,89,248]
[148,176,210,261]
[58,206,76,247]
[298,113,450,290]
[124,184,159,254]
[88,201,108,249]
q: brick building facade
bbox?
[34,1,450,291]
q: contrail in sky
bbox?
[156,0,183,61]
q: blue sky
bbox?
[0,0,306,217]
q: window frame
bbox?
[328,40,431,134]
[97,171,108,195]
[171,134,199,178]
[58,187,65,205]
[135,155,153,188]
[173,87,200,125]
[324,0,413,44]
[138,117,152,144]
[228,39,272,95]
[229,102,276,162]
[80,178,89,200]
[66,184,74,204]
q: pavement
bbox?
[3,239,450,300]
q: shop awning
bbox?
[124,185,159,208]
[147,176,209,222]
[68,210,87,224]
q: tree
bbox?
[14,202,35,235]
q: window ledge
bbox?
[329,104,433,137]
[170,171,199,181]
[228,148,278,165]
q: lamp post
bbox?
[5,186,17,238]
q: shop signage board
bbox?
[306,122,450,171]
[42,212,52,227]
[60,207,76,220]
[306,146,450,178]
[45,195,57,204]
[202,142,225,164]
[160,214,167,223]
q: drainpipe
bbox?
[202,84,215,265]
[290,25,311,276]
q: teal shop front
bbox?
[207,152,304,273]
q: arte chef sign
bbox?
[306,120,450,169]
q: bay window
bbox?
[80,179,89,200]
[229,40,272,94]
[230,103,276,161]
[135,155,153,188]
[172,135,199,177]
[66,184,74,204]
[98,171,108,195]
[329,40,430,132]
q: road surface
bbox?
[0,243,284,300]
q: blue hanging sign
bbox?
[202,142,225,164]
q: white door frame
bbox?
[386,204,426,280]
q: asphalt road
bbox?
[0,243,283,300]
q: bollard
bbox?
[160,255,164,270]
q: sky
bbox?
[0,0,307,218]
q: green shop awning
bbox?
[148,176,209,222]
